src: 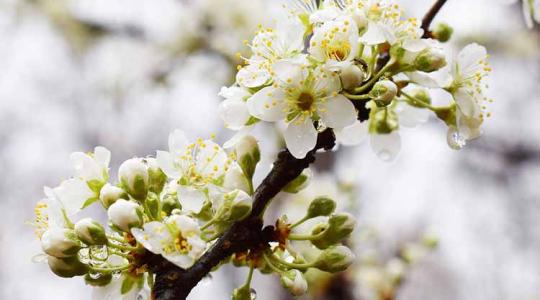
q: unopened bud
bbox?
[107,199,143,232]
[161,194,181,216]
[118,158,148,201]
[408,88,432,107]
[414,48,447,73]
[47,255,88,278]
[280,270,308,296]
[85,272,113,286]
[312,213,356,249]
[432,22,453,43]
[99,184,127,209]
[340,64,365,91]
[306,196,336,219]
[235,135,260,180]
[146,158,167,194]
[314,245,355,273]
[41,228,81,258]
[283,169,312,194]
[74,218,107,246]
[370,80,397,107]
[217,190,253,222]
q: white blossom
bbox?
[131,215,207,269]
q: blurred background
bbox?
[0,0,539,299]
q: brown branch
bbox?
[150,129,336,299]
[421,0,449,38]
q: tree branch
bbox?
[150,129,336,299]
[421,0,449,38]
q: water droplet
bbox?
[447,129,467,150]
[377,150,392,161]
[250,288,257,300]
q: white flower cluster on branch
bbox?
[220,0,492,161]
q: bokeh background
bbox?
[0,0,539,299]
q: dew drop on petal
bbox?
[250,288,257,300]
[447,128,467,150]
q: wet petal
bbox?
[370,132,402,162]
[284,116,318,159]
[247,87,287,122]
[318,94,357,129]
[334,120,369,146]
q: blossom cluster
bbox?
[220,0,492,161]
[32,130,356,299]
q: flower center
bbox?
[296,92,315,111]
[174,234,192,254]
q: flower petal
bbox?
[168,129,189,155]
[195,140,228,178]
[247,87,287,122]
[318,94,357,129]
[334,120,368,146]
[156,150,180,179]
[219,99,250,130]
[284,116,318,159]
[177,186,206,214]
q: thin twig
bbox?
[421,0,449,38]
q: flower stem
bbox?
[355,58,396,94]
[88,264,130,274]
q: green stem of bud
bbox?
[289,216,309,229]
[343,92,372,101]
[356,58,397,94]
[265,251,316,271]
[107,241,138,252]
[88,264,130,274]
[288,230,326,241]
[400,91,449,113]
[261,253,287,274]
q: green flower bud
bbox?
[306,197,336,219]
[84,272,113,286]
[161,194,181,216]
[107,199,143,232]
[74,218,107,246]
[41,228,81,258]
[47,255,88,278]
[368,107,399,134]
[146,158,167,194]
[432,22,453,43]
[370,80,397,107]
[232,285,253,300]
[118,158,148,201]
[283,169,312,194]
[340,64,365,91]
[235,135,260,180]
[280,270,308,296]
[414,48,447,73]
[312,213,356,249]
[314,245,355,273]
[99,184,127,209]
[407,88,432,107]
[145,192,161,220]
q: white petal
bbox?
[223,126,255,149]
[131,222,170,255]
[405,72,441,88]
[163,252,194,269]
[454,88,480,118]
[284,117,318,159]
[247,87,287,122]
[223,164,250,193]
[168,215,200,236]
[53,178,95,214]
[187,236,206,259]
[360,23,387,45]
[318,94,357,129]
[219,99,250,130]
[402,39,428,52]
[370,132,402,162]
[335,120,368,146]
[236,64,270,88]
[94,146,111,168]
[156,150,180,179]
[457,43,487,74]
[177,186,206,214]
[272,59,306,86]
[396,102,430,128]
[168,130,189,155]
